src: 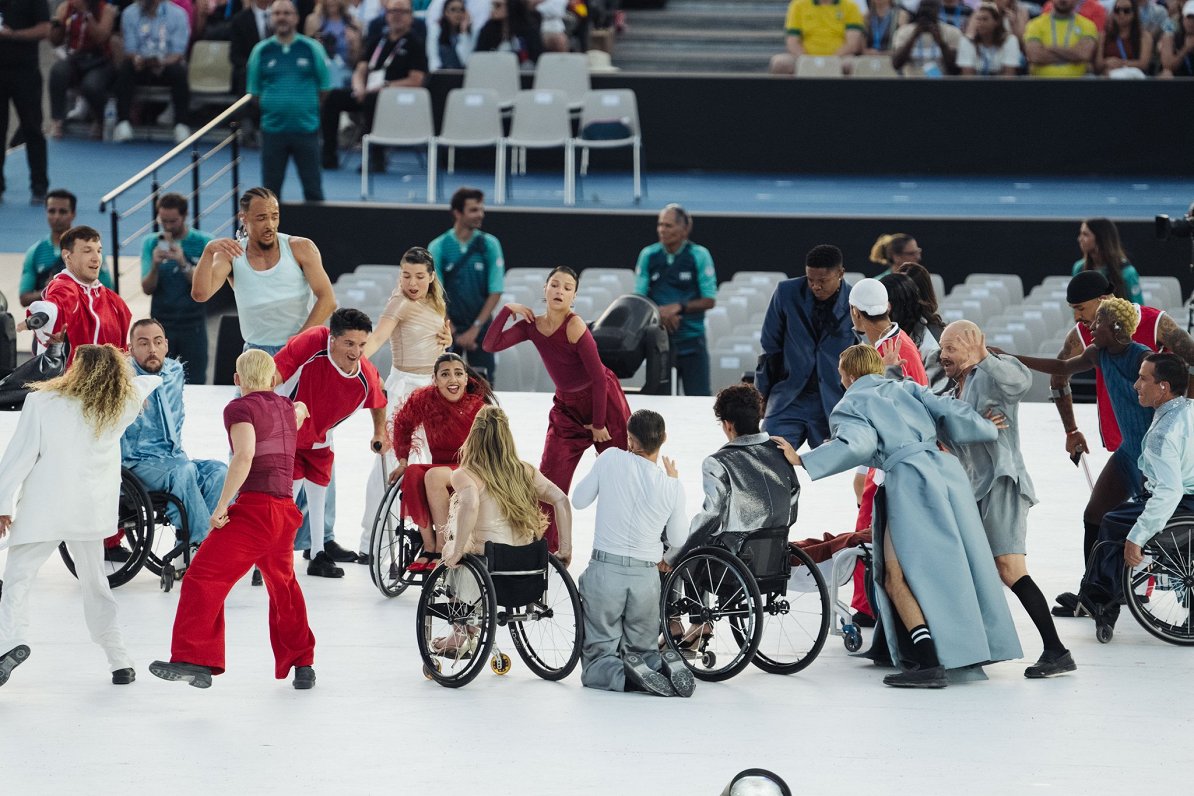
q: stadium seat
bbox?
[965,273,1024,303]
[1140,276,1182,309]
[361,87,436,202]
[795,55,844,77]
[582,267,636,296]
[532,53,590,114]
[851,55,898,78]
[436,88,505,199]
[504,90,575,205]
[575,89,643,203]
[463,52,520,114]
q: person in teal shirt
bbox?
[246,0,331,201]
[140,193,213,383]
[1071,218,1143,305]
[634,204,718,396]
[19,189,112,306]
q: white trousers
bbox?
[358,369,432,553]
[0,539,134,673]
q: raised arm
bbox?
[800,415,879,480]
[191,238,238,302]
[290,237,336,332]
[1012,344,1098,377]
[362,315,399,360]
[481,304,533,352]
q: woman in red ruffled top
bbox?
[483,266,630,552]
[389,352,495,571]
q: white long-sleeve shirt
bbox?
[572,448,689,564]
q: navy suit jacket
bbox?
[755,277,854,424]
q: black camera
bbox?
[1155,201,1194,239]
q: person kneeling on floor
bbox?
[572,409,694,697]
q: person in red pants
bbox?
[483,266,630,552]
[149,349,317,690]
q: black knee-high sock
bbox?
[1012,575,1066,653]
[1082,521,1101,565]
[908,624,940,668]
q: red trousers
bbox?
[169,491,315,678]
[539,368,630,551]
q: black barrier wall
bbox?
[427,72,1194,176]
[282,201,1194,297]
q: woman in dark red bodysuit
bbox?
[483,267,630,552]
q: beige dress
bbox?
[443,464,573,565]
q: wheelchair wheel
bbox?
[415,555,496,688]
[144,492,190,578]
[1123,514,1194,646]
[369,476,422,598]
[507,554,583,681]
[661,547,763,682]
[750,544,830,675]
[60,468,153,588]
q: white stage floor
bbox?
[0,389,1190,794]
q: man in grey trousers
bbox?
[938,320,1076,679]
[572,410,694,697]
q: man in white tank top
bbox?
[191,187,352,563]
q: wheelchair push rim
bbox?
[59,467,153,588]
[370,475,422,598]
[660,546,763,682]
[1123,516,1194,646]
[415,555,497,687]
[506,553,583,681]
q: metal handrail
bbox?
[98,94,251,293]
[99,94,252,210]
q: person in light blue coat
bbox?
[778,344,1022,688]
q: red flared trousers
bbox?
[170,491,315,678]
[539,368,630,551]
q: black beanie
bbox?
[1066,271,1111,304]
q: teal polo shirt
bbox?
[428,229,505,328]
[20,237,113,294]
[246,34,331,134]
[634,240,717,342]
[140,227,213,322]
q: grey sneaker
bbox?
[658,650,695,698]
[0,644,31,687]
[293,665,316,690]
[1024,649,1077,679]
[111,667,136,685]
[883,665,947,689]
[623,654,673,697]
[149,660,213,688]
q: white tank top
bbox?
[231,233,313,346]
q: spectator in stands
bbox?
[868,232,920,278]
[1095,0,1154,76]
[769,0,864,75]
[756,244,854,450]
[530,0,567,52]
[305,0,363,64]
[1135,0,1175,42]
[121,318,227,545]
[112,0,192,144]
[1159,0,1194,77]
[934,0,972,30]
[634,203,717,397]
[320,0,427,171]
[247,0,330,201]
[976,0,1027,42]
[1023,0,1097,77]
[1040,0,1105,32]
[194,0,243,41]
[425,0,488,69]
[957,2,1021,75]
[47,0,118,139]
[0,0,51,206]
[474,0,542,65]
[428,187,505,383]
[20,190,114,307]
[1073,218,1143,305]
[863,0,902,55]
[428,0,472,69]
[140,193,212,383]
[892,0,961,75]
[230,0,272,94]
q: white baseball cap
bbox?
[848,278,889,316]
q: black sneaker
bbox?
[293,665,316,690]
[622,654,673,697]
[0,644,31,687]
[104,545,131,563]
[357,553,372,566]
[324,540,360,563]
[111,667,136,685]
[251,568,264,587]
[883,666,947,689]
[149,660,213,688]
[308,551,345,578]
[852,611,876,628]
[658,650,694,698]
[1024,649,1077,679]
[1052,592,1081,617]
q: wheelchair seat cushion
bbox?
[486,539,549,608]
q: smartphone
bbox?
[157,237,172,252]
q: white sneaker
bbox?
[173,124,191,144]
[112,120,134,143]
[65,96,89,121]
[157,106,174,126]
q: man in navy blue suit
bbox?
[755,244,855,450]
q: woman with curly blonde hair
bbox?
[0,344,162,688]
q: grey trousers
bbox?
[577,556,662,692]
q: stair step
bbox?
[620,28,783,45]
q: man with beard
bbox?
[937,320,1075,678]
[121,319,228,549]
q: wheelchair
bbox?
[57,467,194,591]
[415,539,583,688]
[660,527,831,681]
[1092,512,1194,646]
[367,474,430,598]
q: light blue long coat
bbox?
[802,374,1023,671]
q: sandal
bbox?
[407,556,432,574]
[679,623,714,652]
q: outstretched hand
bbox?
[505,302,535,324]
[771,435,801,467]
[207,236,244,261]
[880,344,906,371]
[661,455,678,478]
